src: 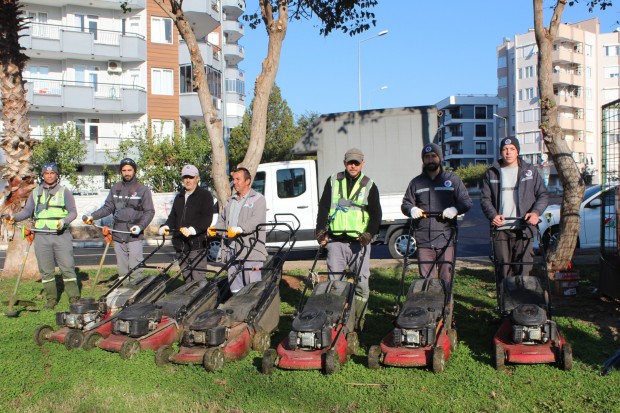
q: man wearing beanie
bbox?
[84,158,155,282]
[481,137,548,282]
[10,162,80,309]
[401,143,472,284]
[316,147,382,333]
[160,164,214,284]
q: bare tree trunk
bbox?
[241,1,288,175]
[533,0,585,270]
[0,0,39,278]
[154,0,230,207]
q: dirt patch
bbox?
[553,290,620,342]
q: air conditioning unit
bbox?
[107,60,122,74]
[215,98,222,110]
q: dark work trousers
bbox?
[492,228,535,283]
[113,240,144,282]
[417,246,455,285]
[177,248,208,284]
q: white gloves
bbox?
[180,226,196,237]
[410,207,424,219]
[442,207,458,220]
[130,225,141,235]
[158,225,169,236]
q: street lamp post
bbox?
[493,113,507,139]
[358,29,388,110]
[368,85,388,108]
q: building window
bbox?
[75,118,99,142]
[75,14,99,40]
[151,17,172,44]
[475,142,487,155]
[605,45,620,56]
[497,56,506,68]
[498,76,507,88]
[526,88,535,99]
[518,68,523,79]
[475,124,487,138]
[518,89,523,101]
[179,64,221,98]
[207,66,222,99]
[151,119,175,141]
[498,97,507,108]
[586,44,592,56]
[525,66,535,78]
[474,106,487,120]
[179,65,194,93]
[475,159,488,165]
[151,68,173,95]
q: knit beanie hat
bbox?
[421,143,443,162]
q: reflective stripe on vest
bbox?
[328,172,373,235]
[34,186,68,230]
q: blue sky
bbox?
[239,1,620,119]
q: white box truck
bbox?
[248,105,438,259]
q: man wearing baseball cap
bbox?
[481,137,548,282]
[83,158,155,282]
[11,162,80,309]
[315,147,382,333]
[401,143,472,285]
[159,165,214,283]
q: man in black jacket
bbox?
[159,164,214,283]
[401,143,472,283]
[481,137,548,281]
[84,158,155,281]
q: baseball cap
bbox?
[344,148,364,163]
[181,164,199,177]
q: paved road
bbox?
[0,199,494,269]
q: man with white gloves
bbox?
[401,143,472,283]
[84,158,155,282]
[160,164,214,283]
[210,167,267,293]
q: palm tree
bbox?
[1,0,38,277]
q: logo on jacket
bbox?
[525,170,532,177]
[444,180,452,187]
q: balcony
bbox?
[39,0,145,10]
[180,93,221,121]
[184,0,221,38]
[444,148,464,160]
[224,43,244,66]
[558,117,585,131]
[20,23,146,62]
[223,20,244,43]
[552,47,582,64]
[555,94,584,108]
[552,71,583,86]
[222,0,246,19]
[444,131,464,143]
[25,79,146,115]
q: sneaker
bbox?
[69,297,80,305]
[43,299,58,310]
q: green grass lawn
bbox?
[0,264,618,412]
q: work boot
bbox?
[43,298,58,310]
[64,279,80,301]
[354,297,369,333]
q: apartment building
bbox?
[497,18,620,186]
[4,0,245,191]
[436,95,500,170]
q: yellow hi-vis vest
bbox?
[329,172,373,236]
[34,185,68,230]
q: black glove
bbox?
[359,232,372,246]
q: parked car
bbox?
[538,185,617,251]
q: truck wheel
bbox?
[64,329,84,350]
[34,325,53,346]
[388,228,416,259]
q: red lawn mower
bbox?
[34,229,187,350]
[491,217,572,371]
[95,230,249,360]
[368,213,458,373]
[156,215,299,371]
[262,230,365,375]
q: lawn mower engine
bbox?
[112,302,163,338]
[510,303,557,344]
[393,305,441,348]
[183,308,235,347]
[56,297,105,330]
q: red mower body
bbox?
[493,318,570,368]
[379,328,451,368]
[170,323,253,365]
[97,316,181,357]
[274,327,350,371]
